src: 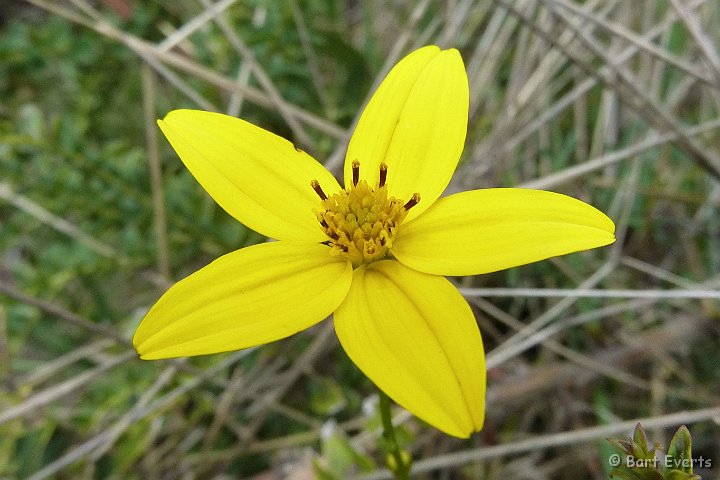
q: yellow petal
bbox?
[334,260,485,438]
[393,188,616,276]
[134,242,352,359]
[158,109,340,242]
[344,46,469,220]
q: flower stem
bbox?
[378,390,411,479]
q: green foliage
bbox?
[665,427,695,477]
[2,1,719,479]
[608,424,701,480]
[313,425,375,479]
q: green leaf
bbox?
[608,438,634,457]
[312,460,342,480]
[633,423,652,458]
[665,426,693,474]
[664,470,700,480]
[318,425,376,478]
[610,466,663,480]
[309,375,347,416]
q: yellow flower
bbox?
[133,46,615,438]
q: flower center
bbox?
[311,161,420,267]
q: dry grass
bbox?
[1,0,719,478]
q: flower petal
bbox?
[134,242,352,359]
[344,46,469,220]
[393,188,616,276]
[158,109,341,242]
[334,260,485,438]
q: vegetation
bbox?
[1,0,718,478]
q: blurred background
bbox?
[1,0,719,478]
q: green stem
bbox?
[378,390,411,480]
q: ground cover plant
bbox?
[1,1,719,479]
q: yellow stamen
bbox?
[379,162,388,188]
[311,179,328,201]
[314,162,419,267]
[352,160,360,187]
[403,193,421,211]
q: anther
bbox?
[352,160,360,187]
[379,163,388,188]
[311,180,327,200]
[403,193,421,211]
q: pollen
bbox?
[312,162,419,267]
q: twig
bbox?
[324,0,433,174]
[532,0,720,179]
[195,0,314,149]
[0,306,11,389]
[0,282,131,346]
[142,64,171,280]
[668,0,720,86]
[0,181,124,261]
[289,0,332,116]
[545,0,718,88]
[23,0,346,140]
[157,0,239,52]
[354,407,720,479]
[25,349,252,480]
[460,288,720,299]
[0,351,136,426]
[518,118,720,189]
